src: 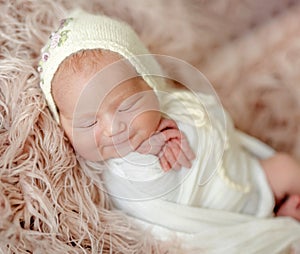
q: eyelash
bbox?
[81,120,97,129]
[77,97,142,128]
[118,103,134,112]
[118,97,141,112]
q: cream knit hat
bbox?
[38,9,164,123]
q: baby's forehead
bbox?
[58,50,125,80]
[53,49,137,95]
[72,52,139,89]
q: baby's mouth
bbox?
[111,133,133,147]
[99,133,139,155]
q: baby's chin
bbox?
[80,145,137,162]
[76,133,149,162]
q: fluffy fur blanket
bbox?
[1,0,300,253]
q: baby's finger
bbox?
[164,145,181,170]
[161,129,181,142]
[176,137,195,161]
[178,149,192,169]
[159,152,171,171]
[171,140,192,169]
[157,118,178,132]
[136,132,165,155]
[161,129,194,161]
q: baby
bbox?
[39,9,300,221]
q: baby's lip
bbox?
[100,132,133,148]
[111,133,131,146]
[99,136,136,158]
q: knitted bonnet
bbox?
[38,9,164,123]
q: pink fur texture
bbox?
[0,0,300,253]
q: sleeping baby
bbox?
[38,9,300,222]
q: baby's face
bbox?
[52,51,161,161]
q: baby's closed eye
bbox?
[74,119,98,129]
[118,96,143,112]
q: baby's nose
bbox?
[102,116,126,137]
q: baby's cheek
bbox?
[72,129,101,161]
[143,111,161,132]
[131,111,161,139]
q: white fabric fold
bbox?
[101,91,300,253]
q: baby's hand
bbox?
[136,118,195,171]
[157,118,195,171]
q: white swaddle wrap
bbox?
[104,91,274,216]
[101,91,300,253]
